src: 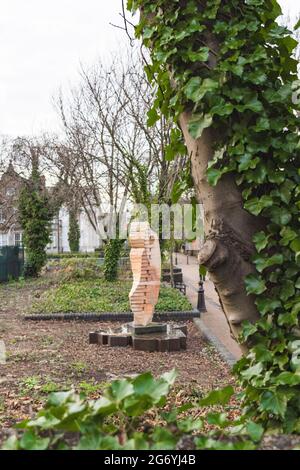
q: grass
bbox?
[30,279,193,314]
[71,361,88,374]
[19,376,40,395]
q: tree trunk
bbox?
[179,113,263,344]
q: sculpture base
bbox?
[127,322,167,335]
[89,323,187,352]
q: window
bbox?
[14,232,22,247]
[0,234,7,247]
[48,231,56,249]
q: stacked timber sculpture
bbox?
[129,221,161,327]
[89,221,187,352]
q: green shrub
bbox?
[104,239,124,281]
[46,258,103,282]
[19,163,53,278]
[68,209,80,253]
[2,371,261,450]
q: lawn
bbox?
[30,279,193,314]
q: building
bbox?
[0,162,24,247]
[0,163,102,253]
[47,206,102,253]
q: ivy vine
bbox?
[104,238,124,281]
[127,0,300,432]
[68,209,80,253]
[19,162,54,277]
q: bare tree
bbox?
[53,48,187,241]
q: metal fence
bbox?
[0,246,24,282]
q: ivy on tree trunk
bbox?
[128,0,300,431]
[68,208,80,253]
[103,239,124,281]
[18,160,53,277]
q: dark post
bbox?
[197,275,207,313]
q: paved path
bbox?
[175,253,242,360]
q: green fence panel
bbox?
[0,246,24,282]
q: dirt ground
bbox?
[0,280,234,439]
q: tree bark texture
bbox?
[179,113,263,344]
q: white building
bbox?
[0,163,104,253]
[47,206,102,253]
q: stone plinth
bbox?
[89,323,187,352]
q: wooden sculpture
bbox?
[129,221,161,326]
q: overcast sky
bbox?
[0,0,299,137]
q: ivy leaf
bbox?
[278,311,298,327]
[161,369,177,385]
[238,153,259,172]
[26,414,61,430]
[253,231,270,252]
[1,435,19,450]
[264,84,292,103]
[20,431,50,451]
[241,362,263,380]
[267,206,292,226]
[252,344,273,363]
[207,168,223,186]
[143,26,157,40]
[154,47,177,62]
[278,179,296,204]
[268,169,285,184]
[275,372,300,386]
[246,422,264,442]
[151,427,178,450]
[254,117,270,132]
[290,237,300,254]
[207,412,231,428]
[244,196,273,216]
[280,280,295,302]
[178,417,203,433]
[188,113,213,139]
[245,70,267,85]
[199,386,234,406]
[184,77,201,101]
[245,274,266,295]
[246,162,268,184]
[236,96,263,113]
[256,297,281,315]
[259,391,287,418]
[147,107,159,127]
[254,254,283,273]
[211,100,234,116]
[186,47,210,62]
[92,396,116,416]
[295,19,300,30]
[280,227,297,246]
[47,391,74,407]
[110,379,134,403]
[171,180,188,203]
[184,78,218,102]
[241,321,258,341]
